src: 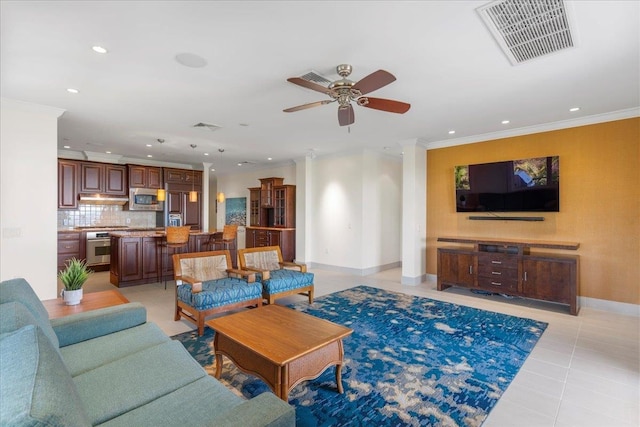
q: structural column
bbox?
[400,139,427,285]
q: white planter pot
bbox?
[61,289,83,306]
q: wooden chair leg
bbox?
[175,305,181,321]
[197,312,205,336]
[308,288,314,304]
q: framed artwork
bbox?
[225,197,246,225]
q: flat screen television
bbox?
[455,156,559,213]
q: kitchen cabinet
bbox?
[110,232,216,287]
[58,160,79,209]
[168,191,202,229]
[259,177,284,208]
[436,237,580,315]
[57,232,82,272]
[246,227,295,261]
[164,168,202,185]
[79,162,127,195]
[128,165,163,189]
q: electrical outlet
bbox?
[126,218,131,224]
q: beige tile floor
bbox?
[82,268,639,427]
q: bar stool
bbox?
[206,224,238,266]
[157,226,191,289]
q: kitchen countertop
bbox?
[109,229,215,238]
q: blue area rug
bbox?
[172,285,547,426]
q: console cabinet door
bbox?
[437,249,476,289]
[522,257,576,306]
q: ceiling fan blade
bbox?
[338,105,355,126]
[283,99,334,113]
[286,77,334,95]
[359,97,411,114]
[352,70,396,95]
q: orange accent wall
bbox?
[427,118,639,305]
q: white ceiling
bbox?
[2,1,638,174]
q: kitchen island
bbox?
[109,230,228,287]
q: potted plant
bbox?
[58,257,92,305]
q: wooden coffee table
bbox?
[43,289,129,319]
[206,304,353,401]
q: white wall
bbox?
[309,150,402,272]
[1,98,64,299]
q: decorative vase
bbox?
[61,288,83,306]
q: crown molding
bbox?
[423,107,640,150]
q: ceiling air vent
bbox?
[477,0,575,65]
[300,70,332,85]
[193,122,221,131]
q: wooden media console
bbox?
[437,237,580,315]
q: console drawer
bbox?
[477,252,518,268]
[477,276,518,292]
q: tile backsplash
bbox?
[58,204,157,228]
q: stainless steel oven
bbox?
[86,231,111,266]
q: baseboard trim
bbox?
[579,296,640,317]
[306,261,401,277]
[401,275,427,286]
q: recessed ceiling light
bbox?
[210,168,215,172]
[147,155,153,158]
[569,107,580,112]
[204,153,209,156]
[448,130,456,135]
[267,157,273,161]
[501,120,510,124]
[63,145,71,149]
[237,163,242,166]
[175,52,207,68]
[67,88,79,94]
[145,144,152,147]
[105,151,111,154]
[92,46,108,54]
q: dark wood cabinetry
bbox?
[164,168,202,185]
[168,190,201,229]
[274,185,295,228]
[58,160,79,209]
[128,165,163,189]
[260,177,284,208]
[110,232,216,287]
[246,178,296,260]
[249,187,261,226]
[165,169,203,230]
[246,227,295,261]
[437,237,579,315]
[79,162,127,195]
[57,232,82,272]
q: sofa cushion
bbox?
[0,325,91,426]
[0,278,58,347]
[74,340,208,425]
[262,269,314,295]
[177,277,262,311]
[96,376,242,427]
[0,301,59,349]
[60,322,170,376]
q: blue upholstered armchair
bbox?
[237,246,314,305]
[172,250,263,335]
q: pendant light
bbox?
[189,144,198,202]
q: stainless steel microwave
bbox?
[128,188,164,211]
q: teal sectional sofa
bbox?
[0,278,295,426]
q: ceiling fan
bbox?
[283,64,411,126]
